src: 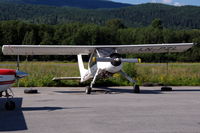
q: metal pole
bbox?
[17,55,20,87]
[17,55,20,70]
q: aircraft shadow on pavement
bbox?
[0,98,28,131]
[54,87,162,94]
[21,106,65,111]
[172,89,200,92]
[103,87,200,94]
[54,91,84,94]
[101,87,162,94]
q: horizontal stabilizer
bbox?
[52,77,81,81]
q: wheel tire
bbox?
[85,86,92,94]
[133,85,140,93]
[24,89,38,94]
[161,86,172,91]
[5,101,16,111]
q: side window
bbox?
[89,53,97,68]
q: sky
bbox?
[111,0,200,6]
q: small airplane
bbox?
[0,69,28,110]
[2,43,194,94]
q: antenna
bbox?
[161,48,172,91]
[17,55,20,70]
[17,55,20,87]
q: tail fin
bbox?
[77,54,88,82]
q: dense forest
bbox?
[0,2,200,29]
[0,19,200,62]
[0,0,132,9]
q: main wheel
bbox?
[5,101,16,111]
[133,85,140,93]
[85,86,92,94]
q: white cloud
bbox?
[150,0,183,6]
[174,2,182,6]
[162,0,173,4]
[151,0,157,3]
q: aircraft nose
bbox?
[16,70,28,78]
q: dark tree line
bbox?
[0,19,200,62]
[0,2,200,29]
[0,0,132,9]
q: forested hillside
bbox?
[0,2,200,29]
[0,20,200,62]
[0,0,132,9]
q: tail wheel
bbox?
[5,101,16,111]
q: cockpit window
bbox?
[89,53,97,68]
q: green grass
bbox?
[136,63,200,86]
[1,62,200,87]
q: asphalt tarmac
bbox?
[1,86,200,133]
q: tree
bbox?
[40,32,54,45]
[22,31,37,45]
[151,18,163,29]
[72,25,99,45]
[106,19,126,30]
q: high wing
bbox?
[2,43,194,55]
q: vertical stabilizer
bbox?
[77,54,88,82]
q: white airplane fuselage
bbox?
[81,60,122,82]
[0,69,28,92]
[0,70,16,92]
[97,62,122,73]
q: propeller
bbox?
[96,53,141,66]
[96,57,141,63]
[15,70,28,79]
[121,58,141,63]
[15,55,28,79]
[15,55,28,86]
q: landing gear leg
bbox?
[119,70,140,93]
[85,69,100,94]
[85,86,92,94]
[0,91,2,97]
[133,84,140,93]
[4,90,16,111]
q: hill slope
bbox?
[0,2,199,29]
[0,0,132,9]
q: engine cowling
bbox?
[96,53,141,73]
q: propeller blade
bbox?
[121,58,141,63]
[96,57,141,63]
[96,57,114,62]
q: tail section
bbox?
[77,54,88,82]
